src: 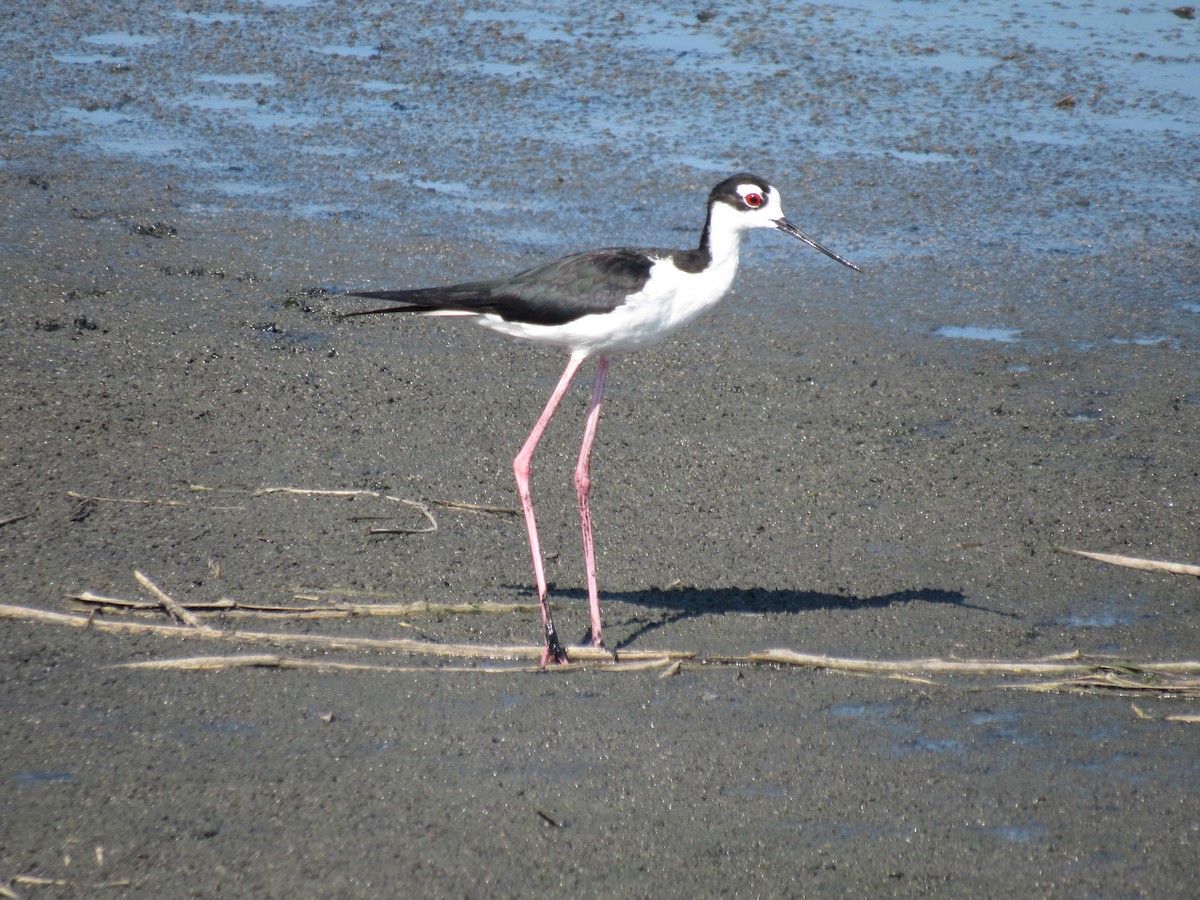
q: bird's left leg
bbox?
[515,351,587,666]
[574,355,610,652]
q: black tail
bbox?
[340,290,439,319]
[341,282,503,319]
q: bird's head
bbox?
[709,173,861,272]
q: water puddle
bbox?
[413,179,471,196]
[63,107,137,126]
[15,770,78,786]
[316,44,380,59]
[905,46,1001,73]
[461,9,577,44]
[241,108,324,130]
[83,32,159,49]
[1050,612,1138,629]
[986,823,1047,844]
[94,136,194,159]
[287,202,363,219]
[832,701,1060,760]
[213,179,279,198]
[889,149,959,164]
[1108,335,1169,347]
[829,701,897,721]
[898,737,966,755]
[196,73,278,87]
[178,95,262,114]
[176,12,246,26]
[51,52,124,65]
[1009,128,1090,147]
[359,79,408,93]
[934,325,1023,343]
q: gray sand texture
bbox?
[2,2,1198,897]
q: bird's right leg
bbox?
[574,355,610,653]
[513,350,587,667]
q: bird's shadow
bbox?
[500,584,1004,650]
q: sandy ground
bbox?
[2,1,1199,897]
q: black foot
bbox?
[544,621,569,665]
[580,627,618,662]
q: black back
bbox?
[350,247,656,326]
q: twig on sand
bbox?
[1010,672,1200,698]
[1054,546,1200,577]
[747,648,1200,676]
[0,509,36,528]
[252,486,438,534]
[66,484,452,533]
[659,659,684,679]
[66,489,187,508]
[429,499,519,516]
[9,583,1200,696]
[114,653,679,674]
[41,627,1200,695]
[8,874,130,891]
[748,648,1119,676]
[0,603,684,662]
[70,591,538,620]
[1131,703,1199,722]
[280,599,540,617]
[133,570,208,629]
[746,649,1200,697]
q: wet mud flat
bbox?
[3,156,1197,898]
[3,1,1199,896]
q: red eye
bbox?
[744,192,763,208]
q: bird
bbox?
[345,173,861,667]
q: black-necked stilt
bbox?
[346,173,860,666]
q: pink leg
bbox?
[514,350,587,666]
[575,355,610,650]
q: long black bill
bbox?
[775,217,862,272]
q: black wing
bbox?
[345,247,656,326]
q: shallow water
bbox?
[10,0,1196,355]
[18,3,1199,229]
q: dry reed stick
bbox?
[429,499,519,516]
[9,875,130,891]
[0,603,688,661]
[71,591,537,620]
[8,599,1197,694]
[1054,546,1200,577]
[744,649,1200,676]
[252,486,438,533]
[115,654,678,674]
[133,570,207,629]
[65,490,186,507]
[1012,672,1200,695]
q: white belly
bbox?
[478,253,739,356]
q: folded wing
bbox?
[345,248,656,326]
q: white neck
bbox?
[704,201,748,274]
